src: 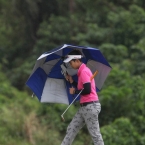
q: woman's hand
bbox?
[69,87,75,94]
[65,74,73,83]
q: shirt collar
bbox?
[77,63,86,76]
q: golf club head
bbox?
[61,115,65,122]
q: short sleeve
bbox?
[81,70,91,84]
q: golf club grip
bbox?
[90,70,98,81]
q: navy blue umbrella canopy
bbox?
[26,44,111,105]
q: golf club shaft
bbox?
[61,89,83,119]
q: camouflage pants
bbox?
[61,103,104,145]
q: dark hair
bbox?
[68,50,82,62]
[69,50,82,55]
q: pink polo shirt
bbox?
[77,63,99,103]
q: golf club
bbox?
[61,70,98,122]
[61,89,83,122]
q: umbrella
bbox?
[26,44,112,105]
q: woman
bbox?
[61,50,104,145]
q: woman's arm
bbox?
[75,82,91,95]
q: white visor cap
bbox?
[63,55,82,63]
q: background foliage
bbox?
[0,0,145,145]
